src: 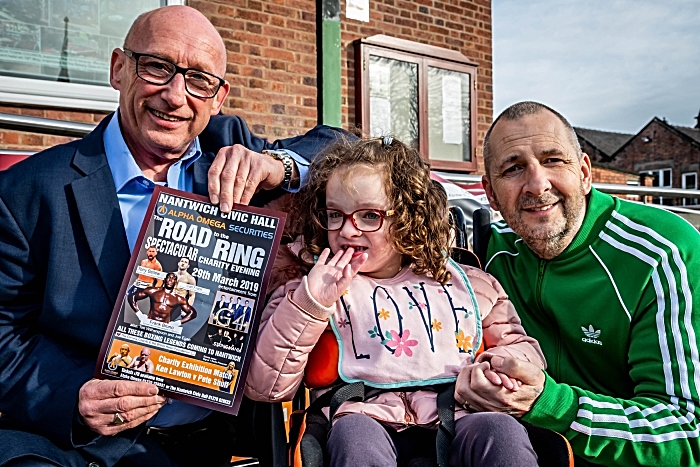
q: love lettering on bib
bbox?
[329,259,481,388]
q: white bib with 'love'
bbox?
[329,259,481,388]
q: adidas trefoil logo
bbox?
[581,325,602,345]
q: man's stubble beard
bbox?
[496,185,587,260]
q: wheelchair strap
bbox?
[318,381,456,467]
[329,381,365,423]
[435,383,456,467]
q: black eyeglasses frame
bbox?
[122,48,225,99]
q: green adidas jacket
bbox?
[486,188,700,466]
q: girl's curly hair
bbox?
[289,136,453,284]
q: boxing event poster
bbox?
[95,186,285,415]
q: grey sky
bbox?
[492,0,700,134]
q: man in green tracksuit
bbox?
[454,101,700,466]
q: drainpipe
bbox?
[317,0,342,127]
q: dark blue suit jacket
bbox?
[0,113,347,466]
[232,304,245,321]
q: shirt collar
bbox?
[103,109,202,192]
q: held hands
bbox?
[477,353,522,392]
[454,356,545,417]
[208,145,289,211]
[483,368,523,392]
[78,379,166,436]
[307,248,368,308]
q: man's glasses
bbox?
[315,209,395,232]
[123,49,225,99]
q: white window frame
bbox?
[658,168,672,188]
[641,168,672,205]
[0,0,184,112]
[641,168,672,187]
[682,172,698,206]
[682,172,697,189]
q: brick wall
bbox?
[194,0,319,138]
[612,119,700,185]
[591,165,651,202]
[611,119,700,205]
[591,166,636,185]
[0,0,493,172]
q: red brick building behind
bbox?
[609,117,700,206]
[0,0,493,173]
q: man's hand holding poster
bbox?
[96,186,285,414]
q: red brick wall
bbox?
[0,0,493,172]
[591,166,636,185]
[610,120,700,205]
[591,165,653,202]
[194,0,319,138]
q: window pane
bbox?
[427,67,471,162]
[682,173,697,206]
[0,0,162,87]
[368,55,418,147]
[661,169,672,187]
[646,171,660,187]
[683,173,696,189]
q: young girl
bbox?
[245,137,545,466]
